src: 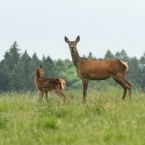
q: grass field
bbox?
[0,87,145,145]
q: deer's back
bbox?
[35,77,61,91]
[77,58,127,79]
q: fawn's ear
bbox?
[76,35,80,43]
[40,64,42,68]
[64,36,69,43]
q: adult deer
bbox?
[64,36,132,102]
[34,65,66,103]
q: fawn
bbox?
[34,64,66,103]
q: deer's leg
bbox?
[54,89,66,103]
[113,78,128,100]
[125,80,132,99]
[39,91,44,101]
[82,79,89,103]
[121,79,132,99]
[45,91,49,102]
[122,87,128,100]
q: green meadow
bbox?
[0,87,145,145]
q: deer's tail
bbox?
[58,79,62,90]
[58,78,66,92]
[120,60,129,71]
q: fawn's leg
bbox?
[39,91,44,102]
[45,91,49,102]
[54,89,66,103]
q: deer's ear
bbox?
[64,36,69,43]
[76,35,80,42]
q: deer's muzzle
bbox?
[70,47,75,52]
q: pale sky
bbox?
[0,0,145,61]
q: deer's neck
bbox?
[34,70,41,90]
[35,70,41,80]
[71,49,81,69]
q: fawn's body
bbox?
[34,65,66,103]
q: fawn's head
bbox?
[64,36,80,52]
[37,64,46,76]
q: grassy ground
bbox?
[0,87,145,145]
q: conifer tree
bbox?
[104,50,114,58]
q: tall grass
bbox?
[0,87,145,145]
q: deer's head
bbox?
[64,36,80,52]
[37,64,46,76]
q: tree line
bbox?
[0,42,145,91]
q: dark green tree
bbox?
[0,64,10,91]
[31,53,41,66]
[138,53,145,89]
[127,57,140,86]
[42,55,56,77]
[104,50,114,58]
[0,42,22,90]
[88,52,94,58]
[115,49,129,61]
[21,51,34,90]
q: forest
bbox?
[0,41,145,92]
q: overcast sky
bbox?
[0,0,145,61]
